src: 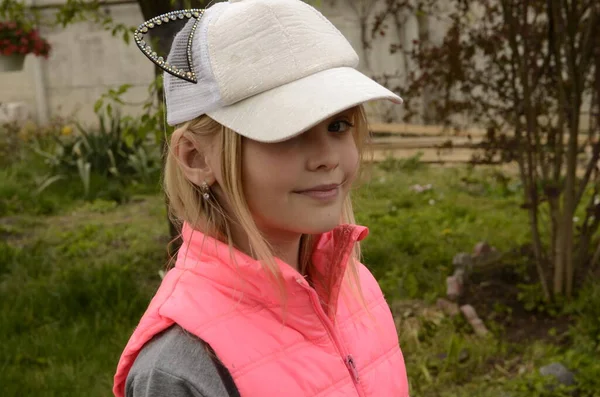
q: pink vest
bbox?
[113,223,409,397]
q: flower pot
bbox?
[0,54,26,72]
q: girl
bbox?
[114,0,409,396]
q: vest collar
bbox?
[176,222,369,309]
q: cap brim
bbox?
[206,67,402,143]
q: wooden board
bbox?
[369,122,489,137]
[368,147,500,164]
[369,136,482,149]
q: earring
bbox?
[200,181,210,200]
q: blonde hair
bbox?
[164,105,371,306]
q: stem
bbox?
[502,0,550,300]
[588,232,600,275]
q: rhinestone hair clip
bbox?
[134,9,204,84]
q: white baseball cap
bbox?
[139,0,403,142]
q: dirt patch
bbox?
[0,216,43,246]
[461,247,572,346]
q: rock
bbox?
[472,241,501,267]
[453,268,466,285]
[460,304,477,320]
[0,102,31,124]
[452,252,473,271]
[446,275,462,300]
[460,304,489,336]
[473,241,493,257]
[539,362,575,386]
[409,183,432,193]
[436,298,460,316]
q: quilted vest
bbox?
[113,223,409,397]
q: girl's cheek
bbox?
[344,140,360,171]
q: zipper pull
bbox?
[345,355,360,383]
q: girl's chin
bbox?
[293,219,342,235]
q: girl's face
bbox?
[241,108,359,238]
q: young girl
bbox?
[114,0,409,396]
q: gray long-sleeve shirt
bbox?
[125,326,240,397]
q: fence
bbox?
[368,123,598,177]
[368,123,491,164]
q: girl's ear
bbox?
[172,129,217,187]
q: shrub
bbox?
[31,108,161,198]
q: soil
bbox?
[460,245,572,346]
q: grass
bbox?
[354,162,529,300]
[1,159,599,396]
[0,159,161,218]
[0,196,168,396]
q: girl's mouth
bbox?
[294,184,340,200]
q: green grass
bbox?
[1,161,598,396]
[0,196,168,396]
[394,302,600,397]
[354,163,529,300]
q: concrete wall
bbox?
[1,2,154,124]
[1,0,593,131]
[41,3,154,123]
[2,0,441,125]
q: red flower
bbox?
[0,22,51,58]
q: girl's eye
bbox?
[328,120,354,133]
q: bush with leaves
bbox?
[31,103,162,198]
[370,0,600,300]
[0,116,73,167]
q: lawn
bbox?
[1,160,598,397]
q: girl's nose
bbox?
[306,130,340,172]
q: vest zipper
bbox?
[346,355,359,382]
[297,279,366,397]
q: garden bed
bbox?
[1,162,598,397]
